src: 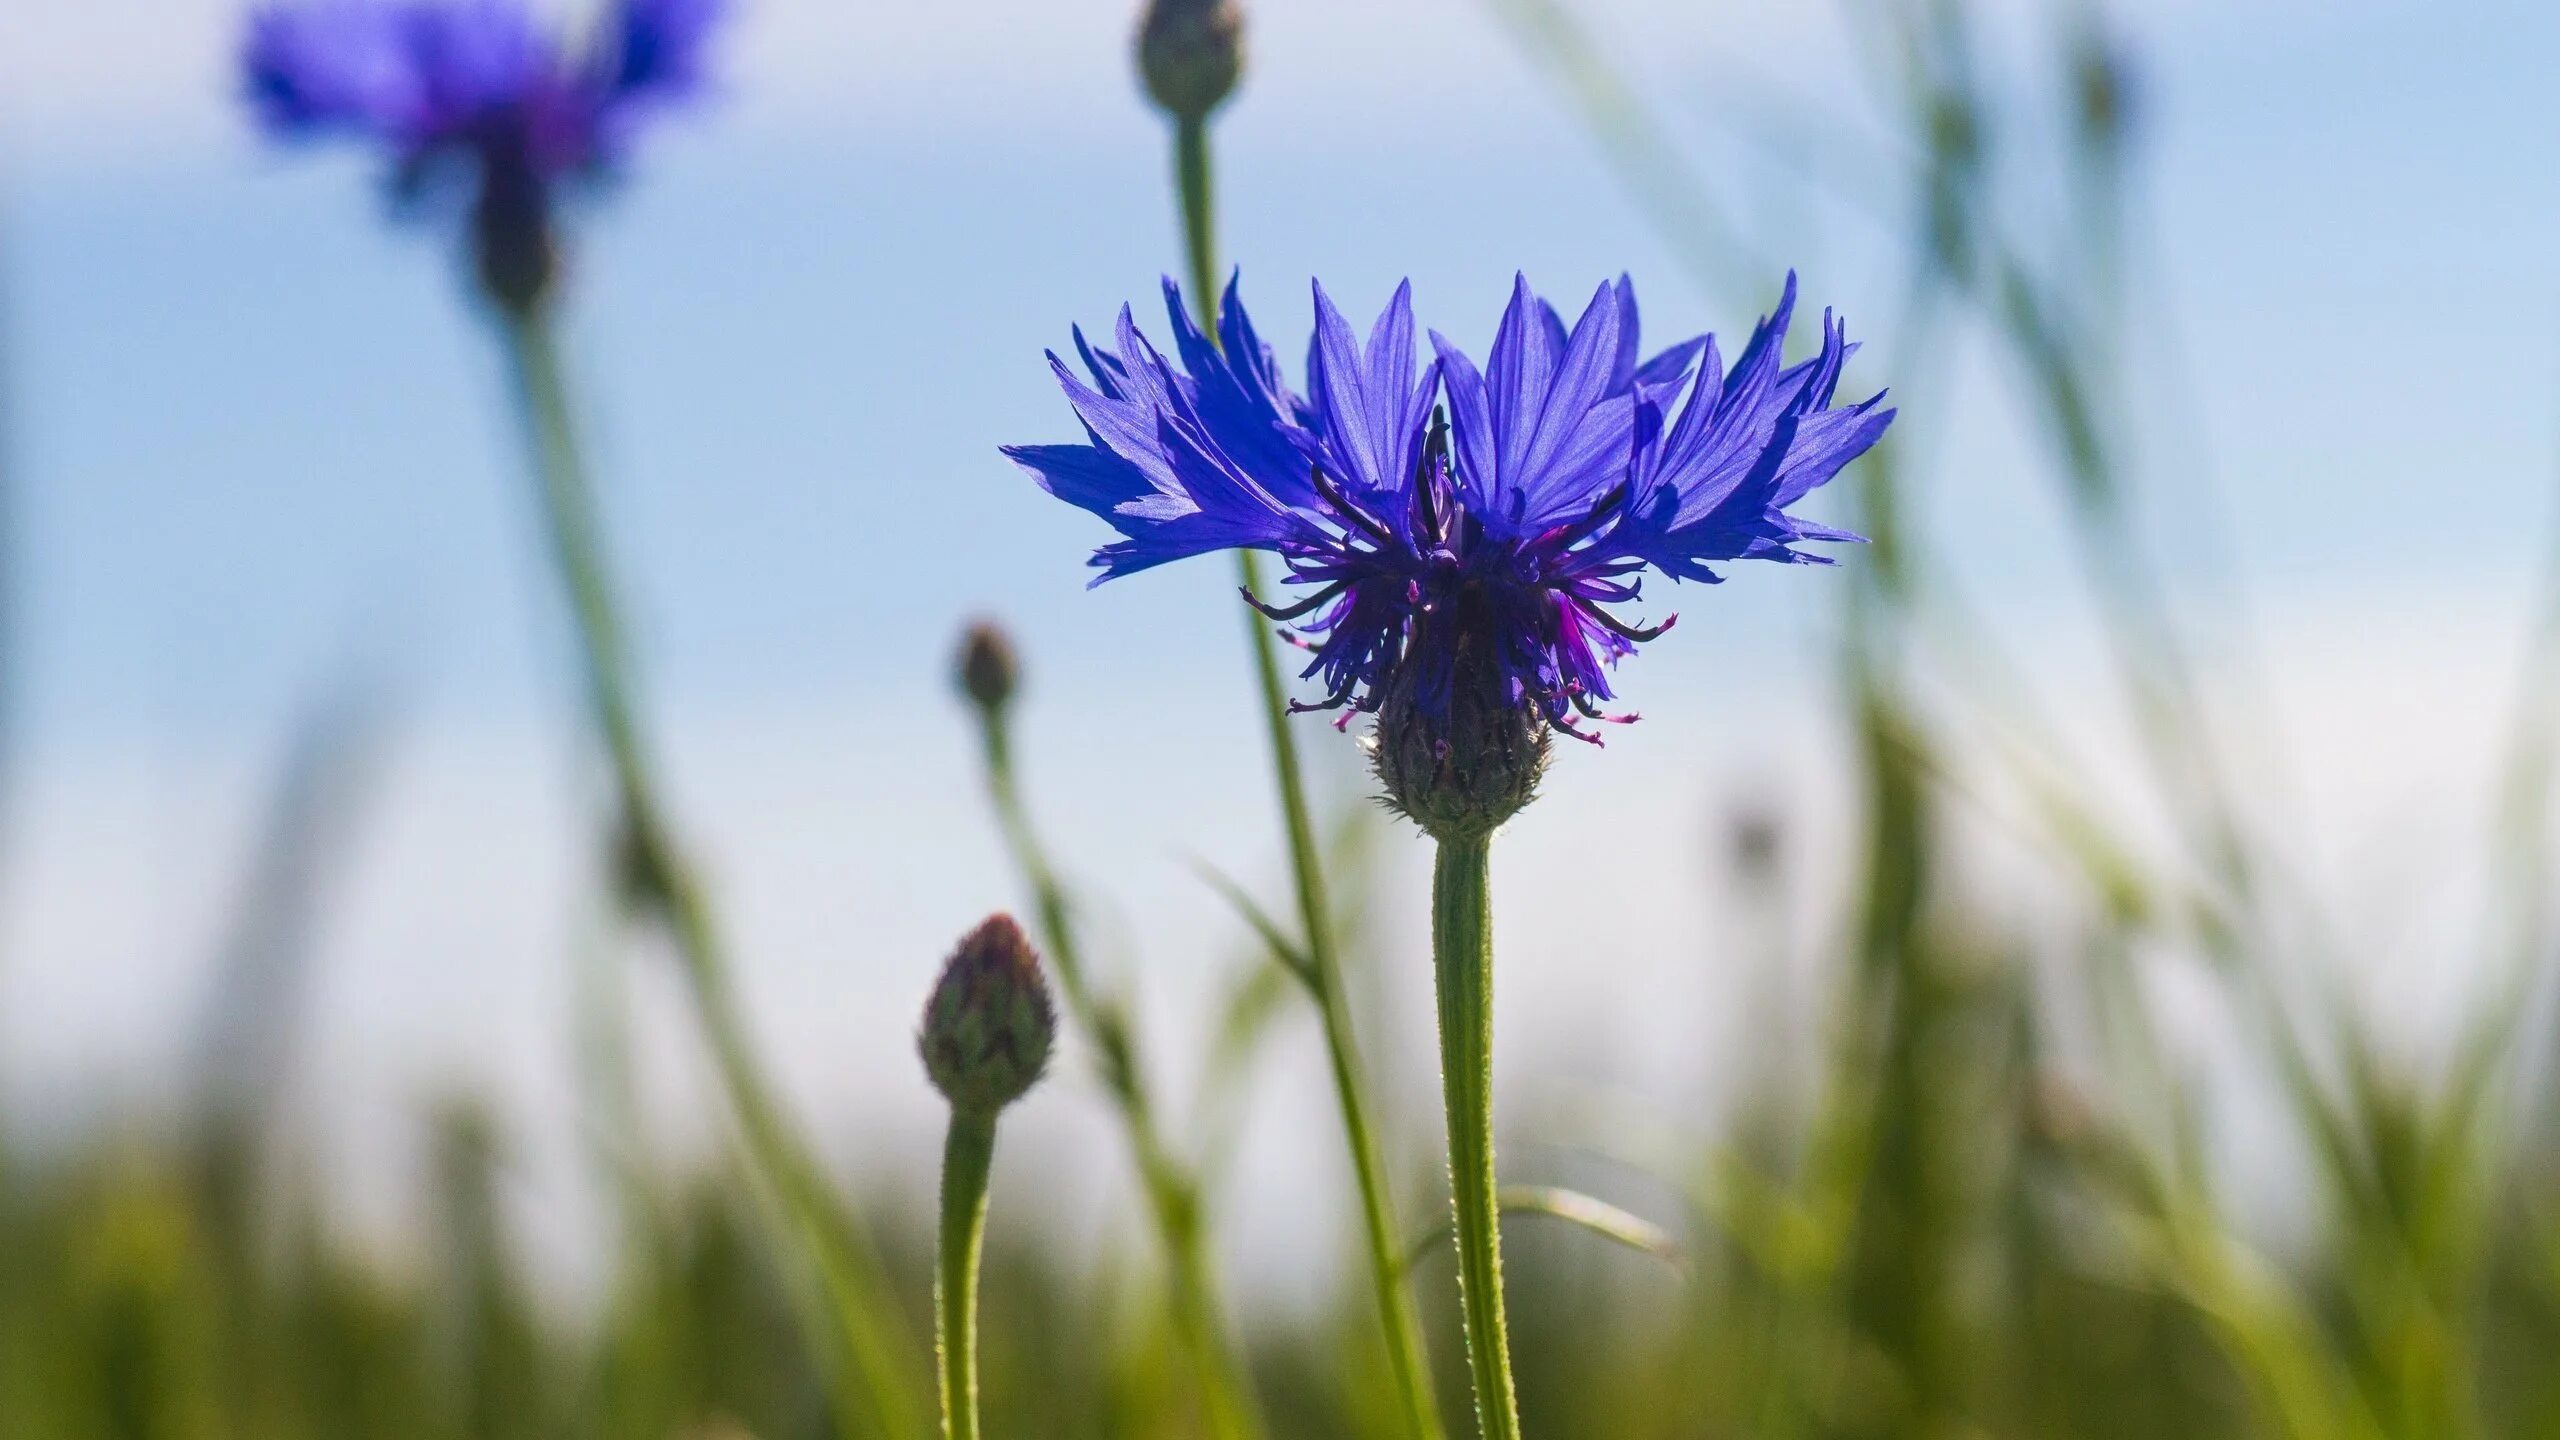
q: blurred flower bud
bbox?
[2023,1070,2094,1151]
[920,915,1057,1116]
[1728,804,1783,880]
[956,619,1019,714]
[1370,653,1549,843]
[1926,93,1981,170]
[2073,32,2137,145]
[1137,0,1244,124]
[472,157,559,316]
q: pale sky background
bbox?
[3,0,2558,1288]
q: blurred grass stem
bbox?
[1476,0,1758,301]
[968,691,1263,1440]
[497,308,927,1440]
[1171,111,1448,1440]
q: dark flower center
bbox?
[1252,404,1676,745]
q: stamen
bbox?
[1568,689,1642,726]
[1309,463,1398,548]
[1240,580,1346,621]
[1552,715,1608,747]
[1541,481,1634,553]
[1287,677,1358,714]
[1583,602,1678,643]
[1569,577,1642,603]
[1411,406,1451,545]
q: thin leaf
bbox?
[1191,859,1316,991]
[1400,1186,1685,1280]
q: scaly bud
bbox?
[2071,25,2137,147]
[1136,0,1243,125]
[920,915,1057,1116]
[1369,637,1549,843]
[955,619,1019,714]
[472,155,559,317]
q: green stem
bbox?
[972,701,1263,1440]
[1174,118,1219,324]
[1174,114,1447,1440]
[498,309,926,1440]
[936,1111,998,1440]
[1240,536,1444,1440]
[1432,835,1521,1440]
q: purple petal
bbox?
[1508,281,1626,522]
[598,0,724,101]
[244,2,424,139]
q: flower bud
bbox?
[919,915,1057,1116]
[1728,805,1783,880]
[2024,1070,2095,1151]
[472,158,559,317]
[955,619,1019,714]
[2073,33,2136,145]
[1370,654,1549,843]
[1136,0,1243,124]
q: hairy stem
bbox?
[499,309,926,1440]
[935,1111,998,1440]
[1432,835,1521,1440]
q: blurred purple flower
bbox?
[244,0,723,300]
[1006,274,1891,741]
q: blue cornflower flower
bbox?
[1006,274,1892,765]
[244,0,724,308]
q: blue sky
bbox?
[4,0,2558,1270]
[6,0,2555,747]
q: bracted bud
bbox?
[472,155,560,317]
[1370,638,1550,843]
[2072,30,2136,145]
[920,915,1057,1116]
[955,619,1020,714]
[1136,0,1243,125]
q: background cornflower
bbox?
[238,5,935,1438]
[244,0,722,308]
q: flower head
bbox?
[920,915,1058,1117]
[955,618,1022,715]
[1137,0,1245,123]
[243,0,725,308]
[1005,273,1889,831]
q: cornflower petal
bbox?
[1011,271,1891,735]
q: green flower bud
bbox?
[955,619,1019,714]
[1136,0,1244,125]
[919,915,1057,1116]
[472,163,558,317]
[2073,33,2135,144]
[1370,649,1550,843]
